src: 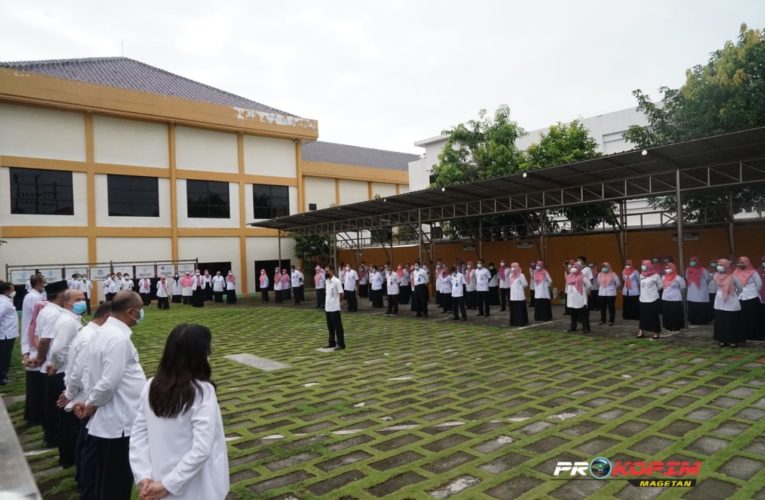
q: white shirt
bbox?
[465,269,476,292]
[622,270,640,296]
[157,281,170,298]
[181,277,193,296]
[325,276,344,312]
[528,267,536,291]
[359,267,368,285]
[105,278,118,294]
[139,279,152,294]
[386,272,400,295]
[0,294,18,340]
[291,271,304,288]
[85,316,147,439]
[509,274,528,301]
[64,322,97,402]
[35,303,64,373]
[48,308,82,374]
[211,276,225,292]
[123,278,134,291]
[225,278,235,291]
[686,269,710,303]
[714,277,743,311]
[475,268,491,292]
[343,269,358,292]
[413,268,428,286]
[451,273,465,297]
[273,274,282,291]
[21,289,43,370]
[531,271,552,299]
[566,277,591,308]
[313,273,325,290]
[400,269,410,287]
[371,271,384,291]
[191,276,202,291]
[738,272,763,301]
[130,380,229,500]
[662,276,686,302]
[488,269,499,288]
[498,267,509,289]
[597,274,621,297]
[639,274,663,303]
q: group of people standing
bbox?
[3,275,229,499]
[258,266,305,305]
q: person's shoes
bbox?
[323,345,336,349]
[335,346,346,350]
[582,329,591,333]
[565,329,576,333]
[608,322,614,326]
[598,322,606,325]
[477,313,484,316]
[0,377,8,385]
[719,342,727,347]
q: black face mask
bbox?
[325,272,331,279]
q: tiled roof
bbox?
[0,57,296,117]
[302,141,419,171]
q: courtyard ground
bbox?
[2,296,765,499]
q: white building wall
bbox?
[175,126,238,173]
[398,184,409,194]
[0,103,86,161]
[303,176,336,209]
[338,179,368,205]
[96,237,172,263]
[245,236,296,291]
[94,175,171,227]
[179,236,241,284]
[93,115,169,167]
[0,168,88,227]
[176,179,239,228]
[243,135,296,178]
[0,237,89,278]
[371,182,397,199]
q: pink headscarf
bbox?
[314,266,324,285]
[685,256,703,288]
[598,262,617,288]
[565,262,585,295]
[622,260,634,280]
[733,256,756,286]
[662,262,679,289]
[641,259,657,278]
[259,269,268,286]
[180,273,192,287]
[533,260,547,285]
[396,265,404,279]
[509,262,522,285]
[714,259,735,299]
[759,256,765,302]
[227,271,236,284]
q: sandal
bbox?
[636,332,645,338]
[651,334,661,340]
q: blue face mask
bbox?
[72,300,87,315]
[133,308,145,325]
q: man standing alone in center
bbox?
[323,266,346,350]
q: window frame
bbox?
[107,174,160,217]
[253,184,290,219]
[186,179,230,219]
[9,167,74,216]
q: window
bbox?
[10,167,74,215]
[253,184,289,219]
[187,180,230,218]
[107,175,159,217]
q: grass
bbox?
[3,300,765,499]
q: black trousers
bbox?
[59,405,79,467]
[226,289,237,304]
[529,289,536,308]
[387,294,399,314]
[92,435,133,500]
[44,372,65,446]
[588,290,599,310]
[599,295,616,324]
[105,293,115,302]
[25,370,45,425]
[569,306,590,332]
[399,285,410,305]
[140,293,151,306]
[181,294,191,305]
[77,418,97,500]
[500,288,509,311]
[346,290,358,312]
[0,337,14,381]
[452,296,467,319]
[214,291,224,303]
[415,284,428,317]
[316,288,325,308]
[325,311,345,347]
[157,297,169,310]
[294,285,304,305]
[261,289,270,303]
[84,293,92,315]
[441,293,452,312]
[372,289,384,308]
[466,290,477,309]
[477,291,490,316]
[172,294,182,303]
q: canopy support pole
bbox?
[676,169,688,329]
[728,191,736,257]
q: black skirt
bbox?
[758,302,765,340]
[639,299,661,333]
[622,295,640,320]
[489,286,500,305]
[662,300,685,331]
[534,298,552,321]
[509,300,529,326]
[688,301,711,325]
[714,309,745,343]
[741,298,761,340]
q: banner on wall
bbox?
[64,267,88,279]
[90,266,111,281]
[38,268,64,282]
[177,262,196,275]
[113,265,133,277]
[156,262,176,277]
[9,270,34,285]
[135,265,155,278]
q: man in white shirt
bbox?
[0,282,19,386]
[211,271,225,303]
[74,291,147,500]
[450,267,467,321]
[323,266,346,350]
[412,262,429,317]
[291,266,305,306]
[474,260,492,317]
[104,274,117,302]
[81,275,93,315]
[21,274,46,424]
[343,265,359,312]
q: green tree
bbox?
[292,234,331,267]
[624,24,765,226]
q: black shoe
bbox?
[323,345,336,349]
[452,317,459,320]
[0,377,8,385]
[335,346,346,350]
[565,329,576,333]
[477,313,484,316]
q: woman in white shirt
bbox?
[713,259,745,347]
[439,268,452,313]
[531,260,553,322]
[732,256,763,341]
[597,262,620,326]
[661,263,686,333]
[508,263,529,326]
[637,259,663,339]
[171,274,182,304]
[565,262,591,333]
[385,268,400,315]
[130,324,228,500]
[685,256,711,325]
[621,260,640,320]
[370,266,384,309]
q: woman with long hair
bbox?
[637,259,662,339]
[713,259,745,347]
[130,324,228,500]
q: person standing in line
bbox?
[104,274,117,302]
[385,266,400,316]
[409,264,418,313]
[280,268,292,302]
[637,259,663,339]
[685,256,711,325]
[123,274,135,292]
[314,265,325,309]
[291,266,304,306]
[488,262,500,306]
[439,267,452,313]
[191,271,204,308]
[358,262,369,300]
[565,262,591,333]
[733,256,763,341]
[323,266,346,350]
[532,261,553,322]
[499,260,510,312]
[370,266,384,308]
[171,274,182,304]
[621,260,640,320]
[412,262,429,318]
[0,282,19,386]
[465,261,477,311]
[203,270,213,302]
[73,291,147,500]
[508,262,529,326]
[661,262,686,333]
[130,324,229,500]
[156,276,170,310]
[435,265,443,311]
[398,264,410,305]
[211,272,225,303]
[259,270,270,303]
[450,266,467,321]
[528,262,537,309]
[587,263,600,311]
[713,259,745,347]
[474,260,491,317]
[225,271,237,305]
[180,272,193,305]
[82,275,93,316]
[138,277,152,307]
[21,275,46,424]
[273,267,283,303]
[757,256,765,339]
[343,264,359,312]
[597,262,620,326]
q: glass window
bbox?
[253,184,290,219]
[107,175,159,217]
[187,180,230,219]
[9,167,74,215]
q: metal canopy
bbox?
[251,126,765,235]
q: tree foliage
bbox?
[624,24,765,222]
[292,234,331,266]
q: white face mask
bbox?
[8,291,16,299]
[570,267,577,273]
[535,265,541,270]
[716,265,725,272]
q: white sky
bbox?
[1,1,763,153]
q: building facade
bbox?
[0,58,414,300]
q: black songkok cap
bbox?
[44,280,69,295]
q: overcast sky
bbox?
[1,1,763,153]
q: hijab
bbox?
[396,265,404,279]
[714,258,736,299]
[598,262,617,288]
[759,256,765,302]
[641,259,657,278]
[622,259,634,280]
[509,262,522,284]
[533,260,547,285]
[732,256,756,286]
[565,262,585,295]
[685,256,703,288]
[662,262,679,288]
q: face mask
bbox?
[489,266,494,270]
[500,262,506,266]
[72,300,87,315]
[641,265,648,271]
[466,265,471,269]
[576,261,583,266]
[535,265,541,270]
[762,262,765,269]
[716,265,725,273]
[665,268,672,274]
[737,263,745,268]
[601,267,608,273]
[477,264,482,269]
[8,291,16,299]
[133,308,145,325]
[689,261,696,267]
[452,272,457,277]
[570,267,577,273]
[415,266,420,270]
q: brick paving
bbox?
[2,294,765,499]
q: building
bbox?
[0,57,415,300]
[407,107,649,191]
